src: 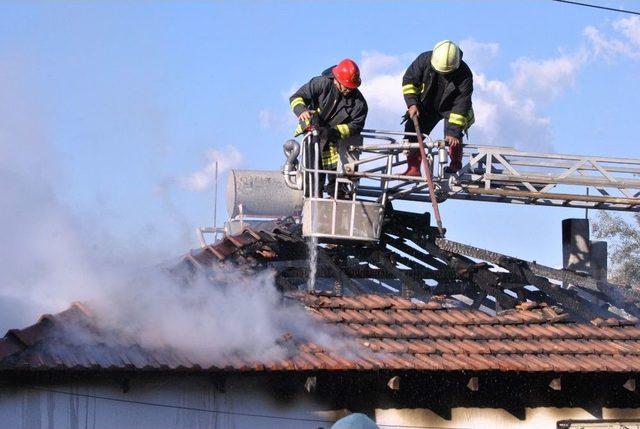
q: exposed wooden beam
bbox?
[624,378,636,392]
[304,376,317,393]
[371,250,426,298]
[467,377,479,392]
[387,376,401,391]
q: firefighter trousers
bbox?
[305,135,362,199]
[403,110,463,167]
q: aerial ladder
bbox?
[207,128,640,244]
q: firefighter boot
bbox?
[400,150,422,177]
[337,181,354,200]
[445,143,463,174]
[324,177,335,198]
[325,178,352,200]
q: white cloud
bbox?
[614,16,640,47]
[584,16,640,60]
[459,38,500,71]
[358,52,406,131]
[510,50,587,100]
[472,72,552,150]
[179,145,243,191]
[359,50,415,77]
[471,47,590,151]
[584,26,635,60]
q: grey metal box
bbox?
[302,198,383,241]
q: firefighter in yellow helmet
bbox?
[400,40,474,175]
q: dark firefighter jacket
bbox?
[290,68,368,141]
[402,51,474,139]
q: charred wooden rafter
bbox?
[305,208,639,320]
[187,210,639,322]
[370,249,426,299]
[435,238,640,320]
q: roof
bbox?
[3,217,640,375]
[2,293,640,373]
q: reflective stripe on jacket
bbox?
[402,51,474,139]
[322,143,339,169]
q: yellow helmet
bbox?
[431,40,461,74]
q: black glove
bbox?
[317,126,341,142]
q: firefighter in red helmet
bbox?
[290,58,368,199]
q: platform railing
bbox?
[285,130,640,217]
[449,145,640,211]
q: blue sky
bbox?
[2,0,640,267]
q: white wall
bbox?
[377,407,640,429]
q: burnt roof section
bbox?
[2,213,640,374]
[180,213,640,323]
[2,293,640,373]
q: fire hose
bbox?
[412,116,445,236]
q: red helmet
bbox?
[332,58,361,89]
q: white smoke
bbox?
[0,60,98,333]
[0,58,345,365]
[88,266,341,364]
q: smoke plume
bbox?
[0,58,343,365]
